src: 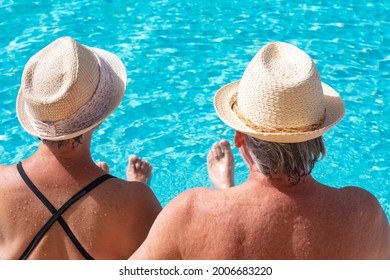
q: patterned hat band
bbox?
[25,52,113,138]
[229,92,326,133]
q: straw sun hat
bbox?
[214,42,345,143]
[16,36,127,140]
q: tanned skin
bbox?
[0,129,162,259]
[130,131,390,260]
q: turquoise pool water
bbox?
[0,0,389,219]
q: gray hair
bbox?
[244,135,326,184]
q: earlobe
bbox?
[234,131,244,148]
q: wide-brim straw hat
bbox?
[214,42,345,143]
[17,36,127,140]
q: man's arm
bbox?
[371,197,390,259]
[344,186,390,259]
[130,189,201,260]
[130,188,210,260]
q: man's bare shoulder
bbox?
[130,187,216,260]
[338,186,382,207]
[336,186,386,219]
[163,187,216,213]
[340,186,390,258]
[144,186,216,232]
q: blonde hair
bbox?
[244,135,325,183]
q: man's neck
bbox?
[246,169,318,192]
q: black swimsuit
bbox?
[16,162,114,260]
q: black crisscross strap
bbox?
[17,162,114,260]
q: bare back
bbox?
[131,180,390,260]
[0,159,161,260]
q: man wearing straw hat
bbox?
[131,42,390,259]
[0,37,161,259]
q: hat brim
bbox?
[16,46,127,141]
[214,81,345,143]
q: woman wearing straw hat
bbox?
[0,37,161,259]
[131,42,390,260]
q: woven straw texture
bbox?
[214,42,345,143]
[16,36,127,140]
